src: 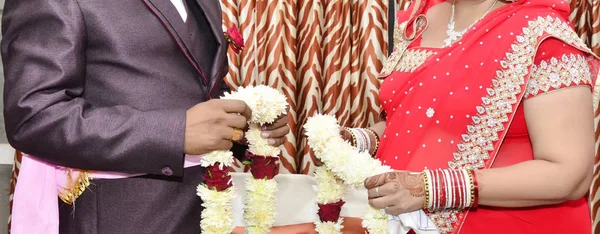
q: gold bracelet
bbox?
[422,170,430,210]
[467,170,478,208]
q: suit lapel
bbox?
[142,0,209,86]
[194,0,229,97]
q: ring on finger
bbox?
[231,128,244,142]
[376,186,381,197]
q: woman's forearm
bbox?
[476,159,592,208]
[368,121,386,138]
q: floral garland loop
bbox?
[196,151,236,233]
[305,114,392,234]
[222,86,288,234]
[196,85,287,234]
[314,166,346,234]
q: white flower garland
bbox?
[222,85,288,234]
[196,150,236,234]
[305,114,392,234]
[197,85,287,234]
[314,166,346,234]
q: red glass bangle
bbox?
[451,170,462,208]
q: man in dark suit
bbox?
[1,0,289,233]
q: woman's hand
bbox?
[364,171,426,215]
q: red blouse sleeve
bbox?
[525,38,594,99]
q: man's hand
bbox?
[259,113,290,147]
[184,99,252,155]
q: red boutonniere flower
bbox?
[224,25,245,54]
[245,152,280,180]
[317,200,346,222]
[202,164,233,191]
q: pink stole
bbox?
[11,154,203,234]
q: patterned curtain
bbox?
[220,0,388,174]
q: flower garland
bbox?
[314,166,346,234]
[222,86,288,234]
[196,85,287,234]
[196,151,236,234]
[304,114,392,234]
[196,25,247,234]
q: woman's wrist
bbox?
[340,127,380,157]
[422,168,479,211]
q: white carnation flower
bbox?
[315,220,344,234]
[314,166,346,204]
[201,150,235,168]
[244,178,278,234]
[221,85,288,124]
[245,124,281,157]
[196,185,236,234]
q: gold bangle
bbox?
[422,170,430,210]
[467,170,477,208]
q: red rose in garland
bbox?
[246,152,280,180]
[318,200,346,222]
[202,164,233,191]
[224,25,245,54]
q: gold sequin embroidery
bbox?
[427,16,593,234]
[395,49,435,73]
[58,170,91,205]
[525,53,592,98]
[379,22,410,78]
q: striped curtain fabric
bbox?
[219,0,388,175]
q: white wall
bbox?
[0,0,13,165]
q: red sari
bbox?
[377,0,599,233]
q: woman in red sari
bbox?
[343,0,599,233]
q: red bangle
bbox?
[439,170,447,208]
[451,169,462,208]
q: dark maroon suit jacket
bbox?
[1,0,241,233]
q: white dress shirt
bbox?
[170,0,188,22]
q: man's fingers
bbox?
[224,113,248,130]
[262,114,288,130]
[217,126,242,141]
[219,99,252,120]
[262,125,290,139]
[267,137,286,147]
[213,138,234,151]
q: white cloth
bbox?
[388,211,440,234]
[230,173,439,233]
[170,0,188,22]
